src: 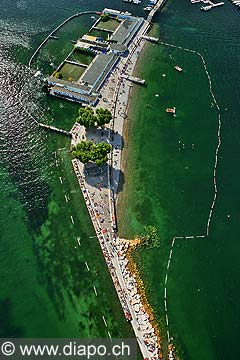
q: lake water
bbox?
[118,1,240,359]
[1,1,240,359]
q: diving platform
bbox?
[121,74,145,85]
[142,35,159,43]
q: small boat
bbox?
[166,107,176,114]
[144,6,153,11]
[174,65,183,72]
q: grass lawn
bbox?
[89,29,111,41]
[68,49,95,65]
[95,18,120,32]
[59,62,86,82]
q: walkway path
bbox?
[39,123,71,136]
[148,0,167,22]
[97,20,150,196]
[70,18,163,360]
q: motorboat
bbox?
[166,107,176,114]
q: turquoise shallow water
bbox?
[118,1,240,359]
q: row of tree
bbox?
[71,141,112,166]
[77,107,112,128]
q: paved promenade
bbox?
[96,19,150,196]
[71,123,161,359]
[69,8,173,360]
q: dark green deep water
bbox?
[1,0,240,359]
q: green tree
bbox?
[71,141,93,163]
[71,141,111,165]
[96,108,112,127]
[90,142,111,165]
[77,107,97,128]
[53,71,63,79]
[100,13,110,22]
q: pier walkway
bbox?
[147,0,167,22]
[121,74,145,85]
[39,123,71,137]
[142,35,159,43]
[201,1,224,10]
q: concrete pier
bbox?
[201,1,224,10]
[147,0,167,22]
[39,123,72,137]
[121,74,145,85]
[142,35,159,43]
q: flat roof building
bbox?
[48,76,93,95]
[47,8,144,106]
[80,53,117,89]
[111,19,140,45]
[110,43,127,55]
[49,86,98,106]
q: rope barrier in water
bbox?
[28,11,98,69]
[158,41,222,344]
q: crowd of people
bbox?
[72,158,162,359]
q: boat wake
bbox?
[158,41,222,344]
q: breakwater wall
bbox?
[28,11,98,68]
